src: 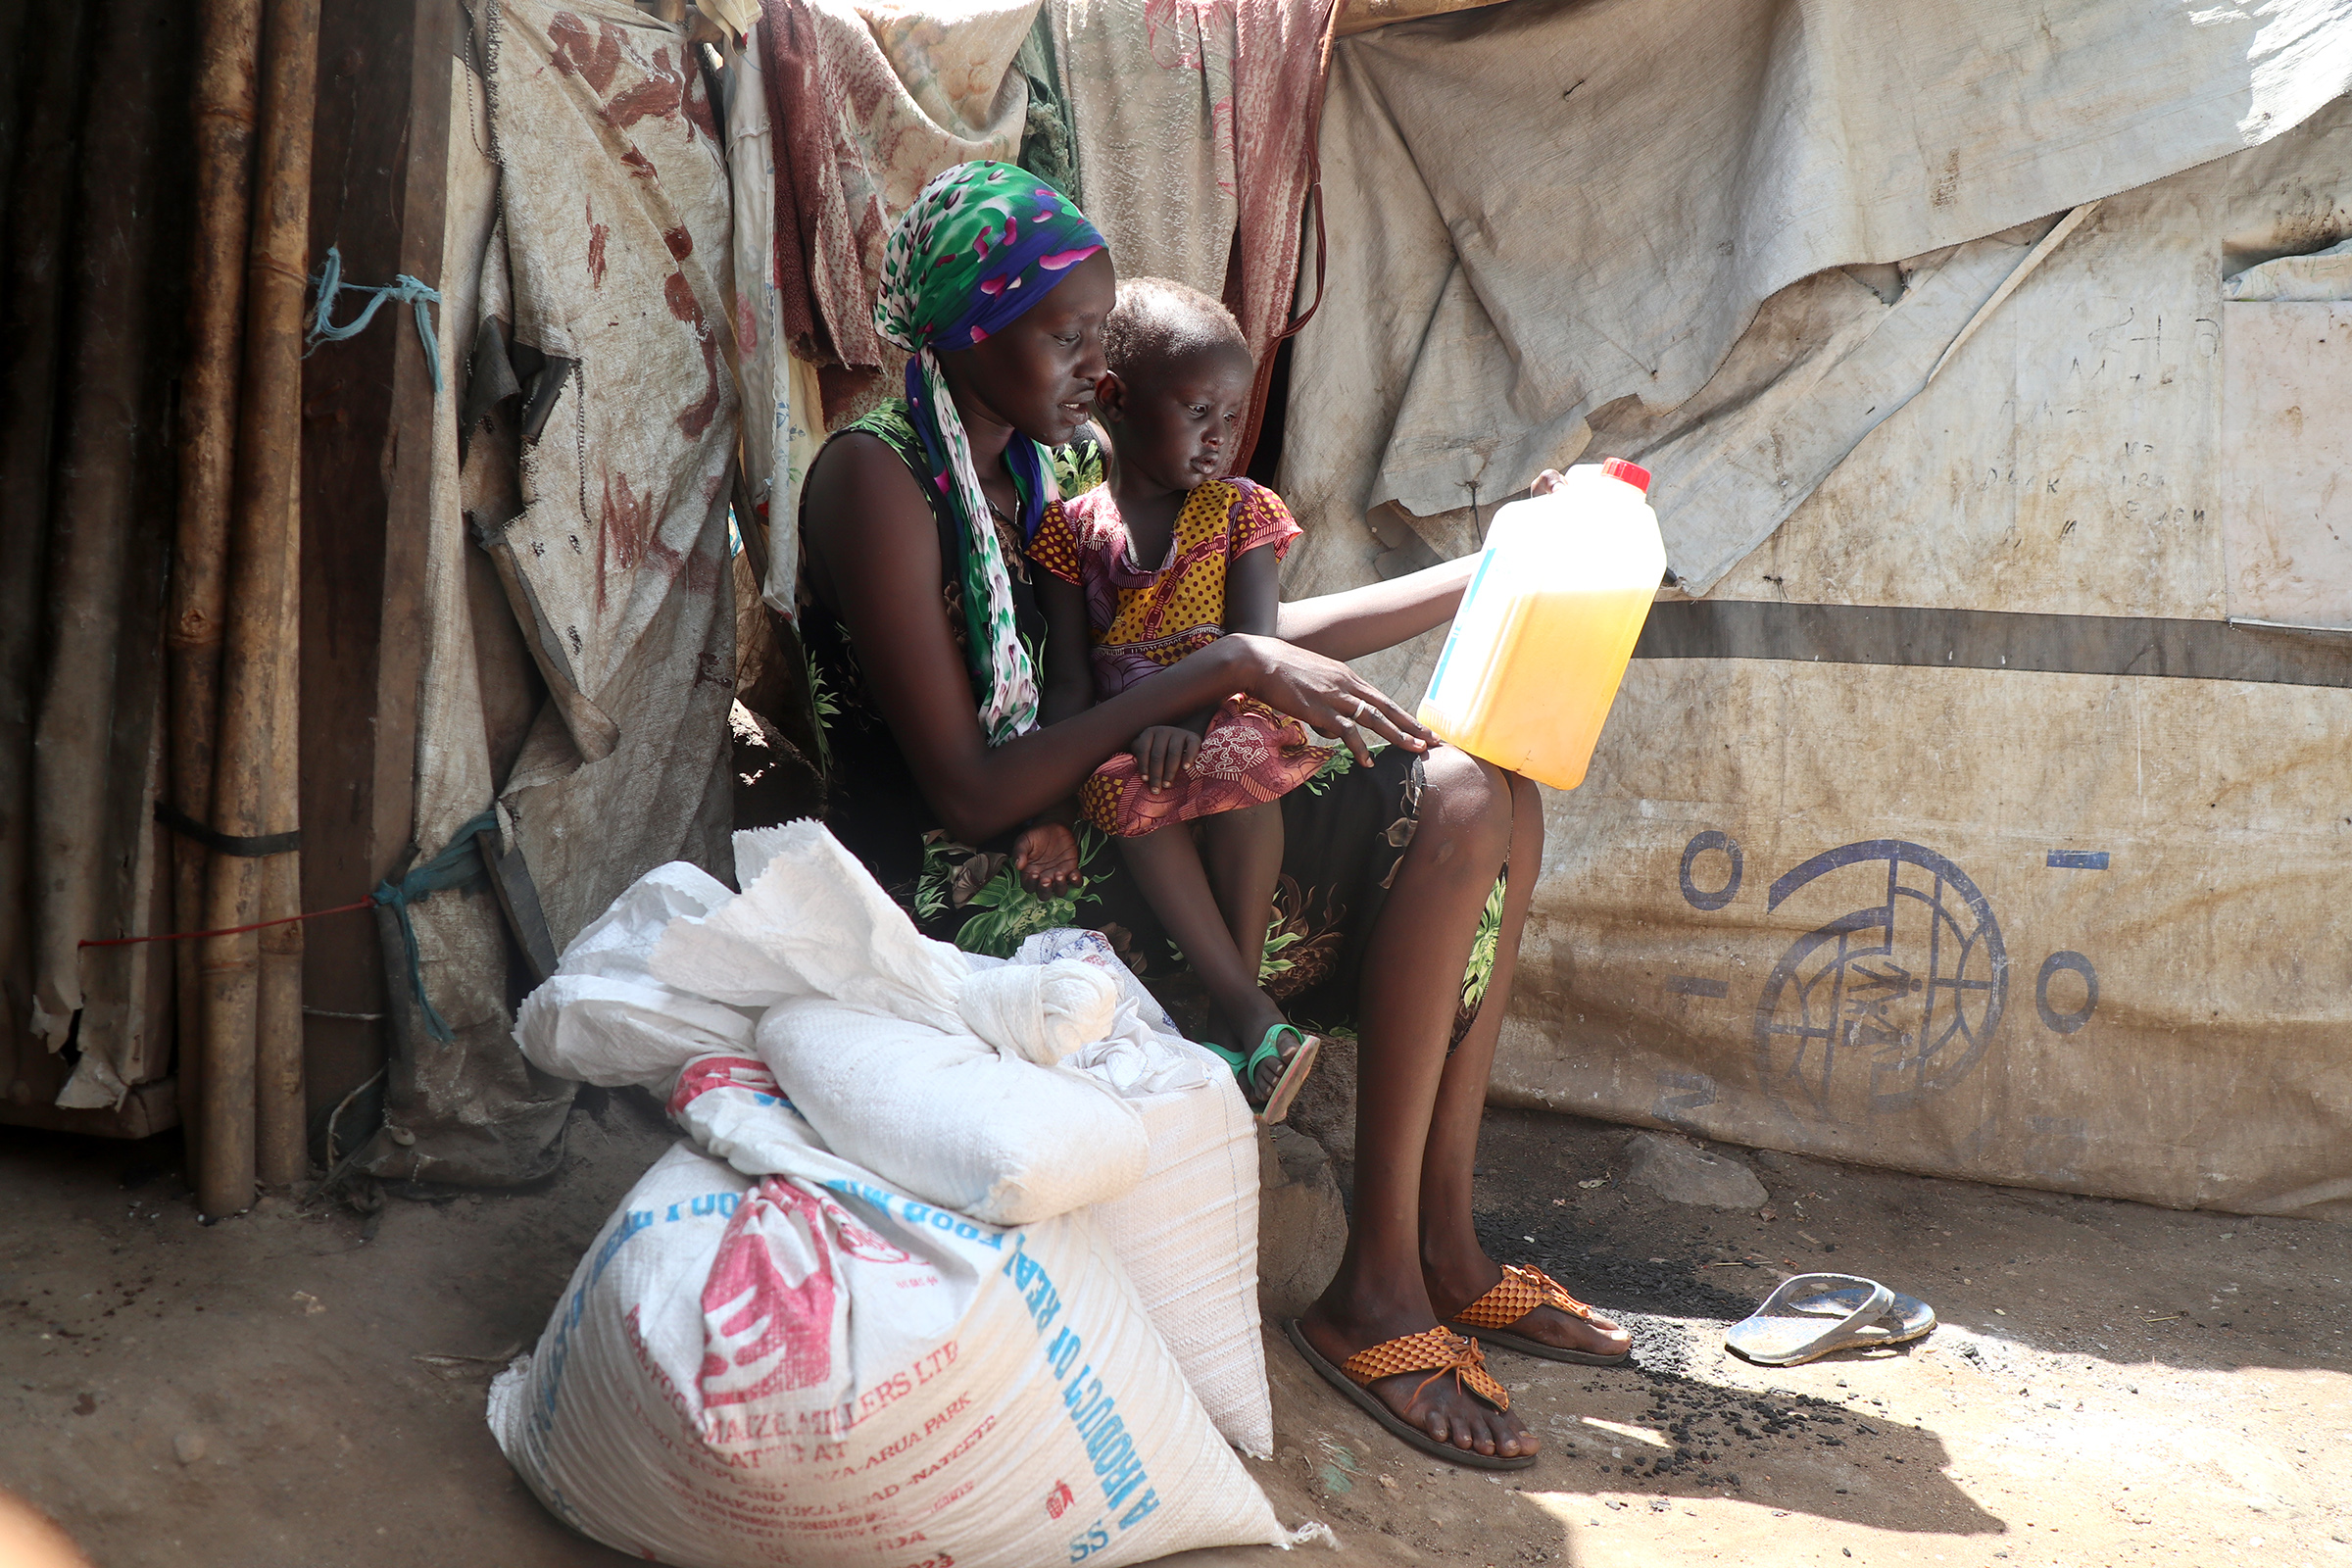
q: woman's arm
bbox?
[1274,470,1568,661]
[805,437,1428,844]
[1273,554,1476,661]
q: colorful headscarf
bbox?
[873,161,1106,745]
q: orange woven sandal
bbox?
[1446,1262,1632,1365]
[1283,1319,1537,1471]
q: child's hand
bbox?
[1012,821,1082,898]
[1131,725,1202,793]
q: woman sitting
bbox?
[797,161,1630,1468]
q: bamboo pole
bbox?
[197,0,318,1217]
[172,0,266,1173]
[255,565,305,1185]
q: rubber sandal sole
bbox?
[1256,1033,1320,1125]
[1283,1318,1538,1472]
[1451,1322,1633,1367]
[1724,1272,1907,1366]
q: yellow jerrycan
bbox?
[1415,458,1664,790]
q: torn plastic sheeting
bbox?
[1284,104,2352,1219]
[1278,0,2352,558]
[2224,234,2352,301]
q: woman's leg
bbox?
[1295,748,1535,1459]
[1418,773,1631,1358]
[1199,801,1283,985]
[1117,826,1286,1056]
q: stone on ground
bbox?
[1257,1124,1346,1320]
[1624,1130,1769,1208]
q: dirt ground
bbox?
[3,1097,2346,1567]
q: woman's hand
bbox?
[1530,468,1567,496]
[1221,634,1431,767]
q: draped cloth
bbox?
[1052,0,1341,460]
[753,0,1039,372]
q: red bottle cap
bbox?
[1600,457,1651,493]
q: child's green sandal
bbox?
[1205,1023,1322,1125]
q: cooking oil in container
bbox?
[1415,458,1664,790]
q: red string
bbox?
[75,895,379,950]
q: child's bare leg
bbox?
[1118,825,1286,1062]
[1199,801,1283,985]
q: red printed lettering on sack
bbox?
[913,1341,958,1385]
[921,1394,973,1438]
[856,1370,915,1423]
[1045,1480,1075,1520]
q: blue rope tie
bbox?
[372,808,500,1043]
[306,243,444,392]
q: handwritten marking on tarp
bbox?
[1653,1071,1718,1126]
[2046,850,2110,870]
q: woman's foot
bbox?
[1295,1298,1538,1461]
[1423,1254,1633,1362]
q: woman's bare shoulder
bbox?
[800,429,948,628]
[805,429,925,516]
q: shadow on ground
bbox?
[1473,1108,2352,1380]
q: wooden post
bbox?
[0,0,93,1107]
[199,0,318,1218]
[172,0,266,1171]
[294,0,455,1130]
[28,0,185,1060]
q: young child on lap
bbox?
[1014,278,1329,1121]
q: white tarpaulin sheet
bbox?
[1280,0,2352,586]
[1276,2,2352,1217]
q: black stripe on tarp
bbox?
[1633,601,2352,688]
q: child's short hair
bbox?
[1101,276,1249,379]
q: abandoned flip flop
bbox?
[1284,1319,1539,1472]
[1446,1262,1632,1366]
[1725,1272,1913,1366]
[1782,1277,1936,1348]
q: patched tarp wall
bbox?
[1282,4,2352,1218]
[358,0,739,1183]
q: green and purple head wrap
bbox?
[873,161,1106,744]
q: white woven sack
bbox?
[511,826,1274,1457]
[654,823,1166,1226]
[752,989,1151,1224]
[513,860,757,1086]
[488,1126,1298,1567]
[1002,931,1275,1459]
